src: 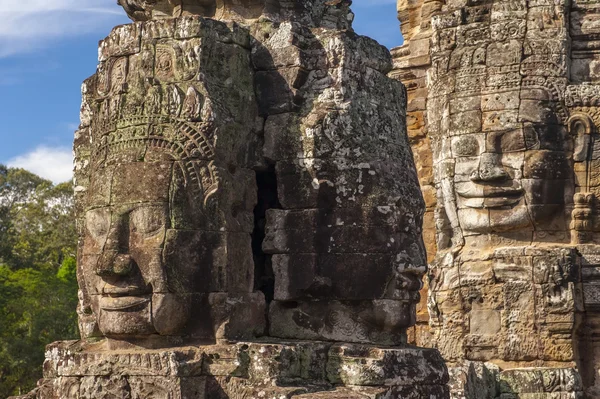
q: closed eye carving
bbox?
[130,205,167,237]
[86,208,111,241]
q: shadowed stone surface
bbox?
[11,0,450,398]
[393,0,600,396]
[70,6,425,348]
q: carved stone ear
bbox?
[568,112,595,137]
[568,113,595,163]
[76,289,101,339]
[434,203,453,251]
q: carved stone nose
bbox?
[95,215,133,277]
[111,254,134,276]
[96,251,134,277]
[471,153,509,182]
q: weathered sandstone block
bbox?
[13,0,450,398]
[393,0,600,395]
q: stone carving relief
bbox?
[116,0,354,29]
[10,1,453,398]
[75,20,265,341]
[568,112,597,244]
[393,0,600,395]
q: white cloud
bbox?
[0,0,127,57]
[7,146,73,184]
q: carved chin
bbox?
[95,294,191,337]
[458,206,532,234]
[97,300,155,336]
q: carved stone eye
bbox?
[497,129,527,153]
[86,209,111,240]
[130,205,167,236]
[484,128,538,154]
[523,126,540,149]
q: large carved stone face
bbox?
[424,2,575,242]
[75,18,265,339]
[80,159,202,337]
[444,111,570,236]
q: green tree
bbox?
[0,165,78,397]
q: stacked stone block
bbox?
[13,1,450,398]
[393,0,600,396]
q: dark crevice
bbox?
[252,163,281,304]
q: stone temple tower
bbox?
[12,1,450,398]
[393,0,600,396]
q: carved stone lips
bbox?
[456,185,524,208]
[100,286,150,311]
[100,295,150,311]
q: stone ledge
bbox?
[26,340,449,399]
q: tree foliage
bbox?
[0,165,78,397]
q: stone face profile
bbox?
[393,0,600,396]
[12,1,450,398]
[75,18,265,342]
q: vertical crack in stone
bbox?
[252,164,281,304]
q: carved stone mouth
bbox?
[101,280,151,296]
[457,187,524,208]
[481,194,523,208]
[100,295,150,311]
[457,186,522,198]
[102,285,148,295]
[483,187,522,197]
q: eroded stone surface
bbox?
[117,0,354,30]
[13,0,450,398]
[70,0,428,348]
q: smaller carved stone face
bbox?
[448,122,569,235]
[81,160,197,337]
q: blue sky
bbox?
[0,0,402,183]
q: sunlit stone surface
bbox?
[393,0,600,396]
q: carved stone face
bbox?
[80,160,198,337]
[445,114,570,235]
